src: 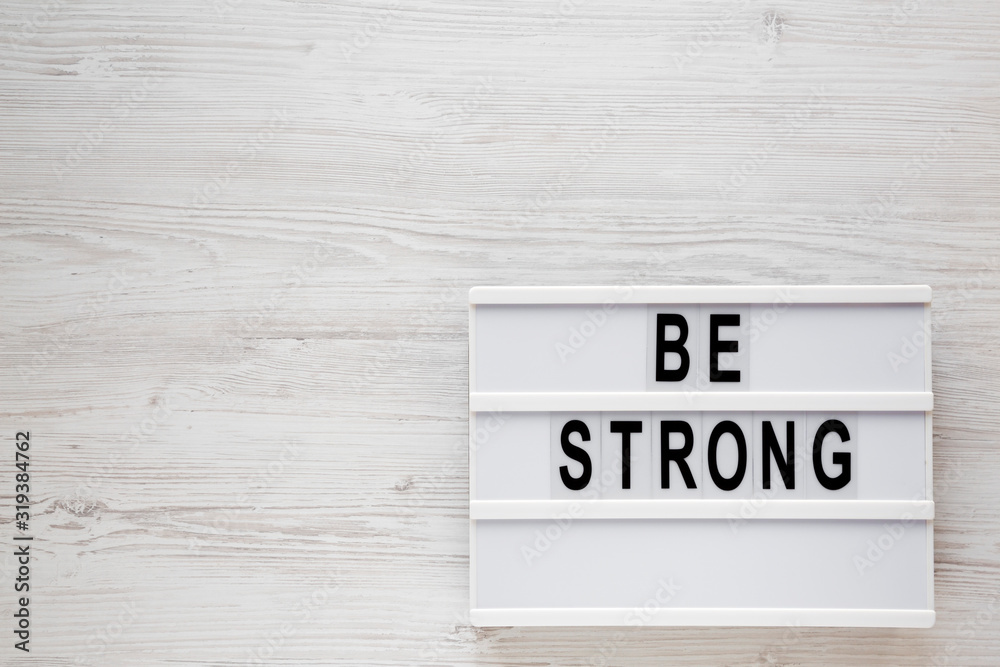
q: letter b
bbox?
[655,314,690,382]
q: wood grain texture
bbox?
[1,0,999,663]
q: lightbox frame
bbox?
[468,285,934,628]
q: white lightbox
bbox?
[469,286,933,628]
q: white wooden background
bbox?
[1,0,999,664]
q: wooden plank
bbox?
[1,0,1000,662]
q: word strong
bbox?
[554,413,856,498]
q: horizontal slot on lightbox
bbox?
[470,391,933,413]
[470,499,934,521]
[469,285,932,305]
[469,607,936,628]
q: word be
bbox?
[646,307,750,390]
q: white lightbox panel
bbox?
[475,303,926,393]
[475,411,926,501]
[476,519,928,612]
[469,286,933,628]
[475,304,646,393]
[747,303,926,392]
